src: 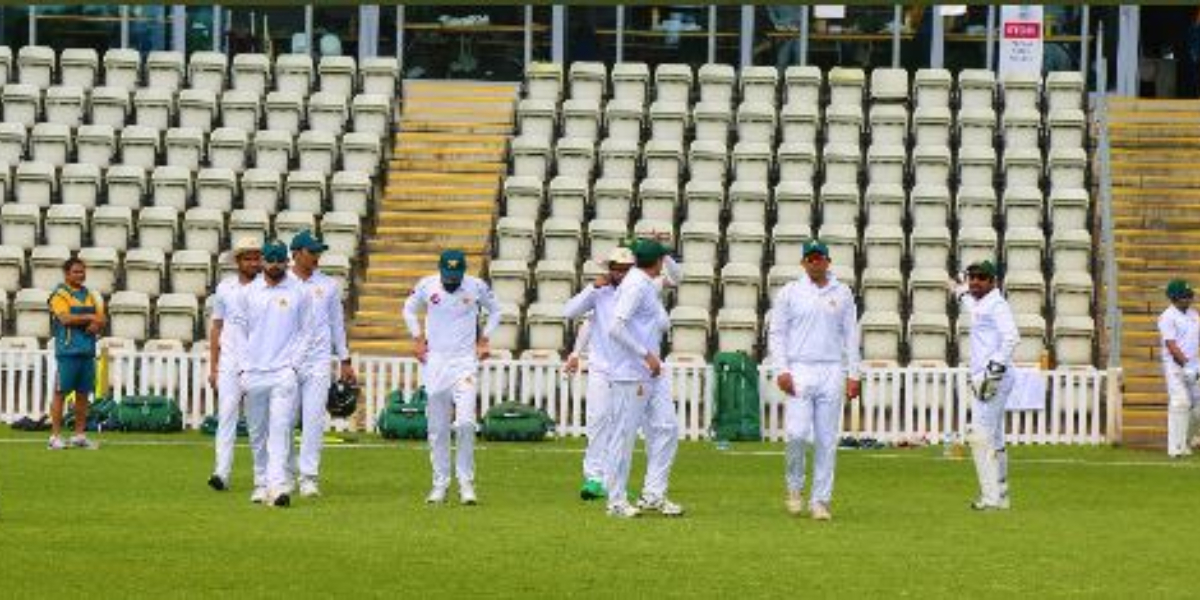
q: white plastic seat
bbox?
[1010,314,1047,365]
[586,219,628,262]
[496,217,536,261]
[732,141,772,184]
[670,306,711,355]
[1051,230,1092,273]
[503,176,544,220]
[30,123,71,167]
[548,176,588,221]
[162,127,203,172]
[88,86,129,129]
[178,89,217,133]
[910,183,951,227]
[320,211,361,257]
[1049,147,1087,191]
[860,311,902,363]
[683,179,723,225]
[869,104,908,147]
[30,245,70,290]
[567,61,605,101]
[784,65,821,106]
[721,262,763,310]
[2,83,39,128]
[308,92,348,136]
[232,54,271,95]
[767,265,805,301]
[285,170,327,214]
[15,161,55,208]
[103,48,141,91]
[195,167,238,212]
[151,165,192,211]
[17,46,54,89]
[1004,269,1045,315]
[1004,228,1046,273]
[319,253,352,299]
[229,209,270,246]
[1050,188,1090,233]
[698,64,735,106]
[109,290,152,341]
[105,164,147,210]
[0,162,11,203]
[865,184,905,227]
[137,206,179,253]
[828,67,865,108]
[777,142,816,183]
[1003,187,1044,229]
[562,99,601,142]
[78,246,118,295]
[489,260,530,307]
[0,47,11,89]
[0,122,25,165]
[60,163,101,209]
[957,107,996,149]
[534,260,577,304]
[914,68,952,108]
[15,288,52,338]
[909,268,952,316]
[360,57,399,97]
[45,205,87,250]
[186,51,227,94]
[490,302,523,352]
[351,93,391,138]
[297,130,337,176]
[736,102,776,146]
[510,135,551,180]
[329,170,371,218]
[822,143,861,186]
[169,250,213,298]
[740,66,779,106]
[908,313,950,364]
[820,183,860,228]
[675,262,716,309]
[612,62,650,105]
[275,53,314,97]
[124,249,165,298]
[910,226,952,271]
[0,245,23,293]
[958,69,995,108]
[869,68,908,104]
[693,101,731,143]
[771,223,810,267]
[641,139,680,181]
[1002,72,1041,112]
[156,293,200,342]
[265,91,304,136]
[1052,272,1093,318]
[183,207,225,254]
[958,146,996,189]
[956,227,998,271]
[867,144,906,186]
[639,178,678,222]
[598,138,639,179]
[274,210,316,242]
[912,145,951,187]
[861,267,902,314]
[779,103,818,147]
[1054,316,1094,366]
[120,125,160,170]
[341,132,380,175]
[863,224,905,270]
[252,129,293,173]
[687,140,728,183]
[318,56,357,99]
[220,90,261,132]
[555,137,596,180]
[817,223,860,275]
[75,124,115,168]
[92,206,133,251]
[526,303,568,351]
[913,106,951,147]
[44,85,85,128]
[1047,72,1085,111]
[729,179,768,224]
[715,307,760,356]
[654,63,692,104]
[726,221,766,266]
[133,87,173,131]
[1003,108,1042,150]
[1049,108,1086,149]
[541,218,582,263]
[605,99,643,142]
[680,220,721,265]
[517,99,557,144]
[144,51,184,92]
[774,181,815,227]
[649,101,689,143]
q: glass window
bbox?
[222,7,303,55]
[939,6,993,72]
[531,6,552,64]
[566,6,613,64]
[34,5,121,52]
[712,6,741,66]
[313,6,358,57]
[0,8,31,47]
[617,6,711,69]
[756,6,804,69]
[402,6,527,80]
[128,5,168,55]
[807,6,899,71]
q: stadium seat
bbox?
[15,161,55,208]
[612,62,650,104]
[1002,71,1041,111]
[605,99,643,142]
[1008,314,1046,365]
[14,288,51,339]
[265,91,304,136]
[767,264,804,299]
[88,86,129,129]
[184,207,225,255]
[567,61,605,101]
[526,302,567,351]
[698,63,735,106]
[220,90,261,133]
[511,135,551,180]
[517,99,557,144]
[1048,108,1085,149]
[151,165,192,211]
[817,223,860,274]
[308,92,348,136]
[687,140,727,184]
[360,57,399,97]
[547,176,588,221]
[1004,146,1043,190]
[721,262,762,310]
[145,51,186,92]
[1003,187,1044,229]
[17,46,54,89]
[60,163,100,209]
[76,124,115,168]
[31,123,71,167]
[0,122,26,165]
[910,226,952,271]
[912,145,951,187]
[645,139,683,181]
[909,268,951,316]
[329,170,371,218]
[163,128,204,173]
[822,144,861,187]
[777,142,816,184]
[639,178,678,222]
[693,101,731,144]
[860,311,902,364]
[1046,71,1084,111]
[252,130,293,173]
[195,167,238,212]
[869,104,908,147]
[740,66,779,106]
[1003,108,1042,150]
[351,93,391,138]
[133,87,173,131]
[820,182,860,228]
[669,306,711,356]
[0,46,11,88]
[676,262,716,309]
[232,53,271,95]
[784,65,821,106]
[869,68,908,104]
[956,227,998,271]
[541,218,582,263]
[178,89,217,133]
[771,223,809,267]
[955,186,997,229]
[650,101,689,143]
[103,48,141,91]
[726,221,766,266]
[320,211,361,257]
[2,83,38,128]
[275,53,314,97]
[491,302,522,353]
[683,179,723,224]
[867,144,905,186]
[562,99,601,142]
[0,245,25,293]
[138,206,180,253]
[598,138,639,179]
[715,308,759,356]
[555,137,596,180]
[586,219,627,262]
[274,210,316,242]
[736,102,776,147]
[729,179,768,224]
[863,224,905,269]
[1052,272,1093,318]
[297,130,337,176]
[503,176,544,220]
[285,170,326,214]
[45,205,87,250]
[655,63,692,104]
[958,69,995,108]
[125,248,165,298]
[229,209,270,246]
[907,312,950,364]
[341,132,380,175]
[0,162,11,203]
[109,290,151,342]
[914,68,952,108]
[1049,147,1087,191]
[680,220,721,265]
[168,250,212,298]
[1051,230,1092,273]
[861,267,903,314]
[496,217,537,261]
[1054,316,1093,366]
[120,126,161,170]
[1004,269,1045,315]
[186,51,227,94]
[828,66,865,108]
[732,141,772,184]
[775,180,815,226]
[1050,188,1090,233]
[78,246,118,296]
[30,245,70,290]
[587,179,631,223]
[45,85,84,128]
[781,105,821,154]
[957,107,996,149]
[865,183,905,227]
[913,107,952,148]
[489,260,530,306]
[318,56,357,99]
[321,253,352,299]
[534,260,577,304]
[93,206,133,251]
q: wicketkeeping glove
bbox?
[977,361,1007,402]
[1183,366,1200,386]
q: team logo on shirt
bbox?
[315,287,325,299]
[430,293,441,305]
[462,295,474,306]
[278,297,289,309]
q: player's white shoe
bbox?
[250,488,269,504]
[785,490,805,516]
[637,495,684,517]
[299,479,321,498]
[607,502,641,519]
[426,486,448,505]
[970,497,1010,511]
[69,435,98,450]
[810,502,833,521]
[47,436,66,450]
[459,482,478,506]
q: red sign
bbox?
[1003,22,1041,40]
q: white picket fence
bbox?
[0,348,1123,445]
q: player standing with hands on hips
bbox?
[952,260,1019,511]
[767,240,860,521]
[403,250,501,506]
[1159,279,1200,458]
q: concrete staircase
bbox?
[1109,98,1200,449]
[348,80,518,356]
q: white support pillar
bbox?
[552,5,565,64]
[986,5,996,71]
[171,5,186,53]
[121,5,130,49]
[930,6,945,69]
[211,6,222,52]
[304,5,314,56]
[1080,5,1091,78]
[615,6,625,63]
[799,5,809,66]
[891,5,902,68]
[739,5,753,68]
[28,6,36,46]
[708,6,717,64]
[396,5,405,62]
[359,5,380,61]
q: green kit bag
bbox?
[480,401,554,442]
[200,415,249,437]
[116,395,184,433]
[377,387,428,440]
[711,352,762,442]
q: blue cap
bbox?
[290,229,328,253]
[439,249,467,280]
[262,240,289,263]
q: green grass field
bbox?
[1,428,1198,598]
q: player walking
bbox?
[1159,279,1200,458]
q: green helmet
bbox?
[1167,279,1194,300]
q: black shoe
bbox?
[272,493,291,508]
[207,475,228,492]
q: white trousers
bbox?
[1164,363,1200,456]
[604,377,679,509]
[213,369,267,487]
[971,372,1014,496]
[582,370,616,482]
[294,361,332,481]
[783,364,845,506]
[426,366,477,490]
[244,369,299,494]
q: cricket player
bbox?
[767,240,861,521]
[953,260,1020,510]
[47,258,106,450]
[403,250,501,505]
[563,246,636,500]
[1159,279,1200,458]
[207,238,266,501]
[288,230,355,498]
[605,239,684,518]
[235,241,314,508]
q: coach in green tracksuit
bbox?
[47,258,106,450]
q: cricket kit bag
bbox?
[377,387,429,440]
[480,401,555,442]
[711,351,763,442]
[116,395,184,432]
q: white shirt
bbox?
[211,276,251,372]
[290,269,350,363]
[563,283,619,375]
[960,288,1020,375]
[608,267,669,382]
[767,274,861,378]
[235,274,313,376]
[403,274,501,357]
[1158,305,1200,368]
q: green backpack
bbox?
[116,395,184,433]
[711,352,762,442]
[377,388,428,440]
[480,401,554,442]
[65,398,120,432]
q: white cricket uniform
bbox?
[290,269,350,483]
[606,266,679,510]
[235,274,313,496]
[563,284,620,482]
[1158,305,1200,456]
[767,274,860,507]
[959,288,1020,497]
[403,274,501,491]
[211,276,268,488]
